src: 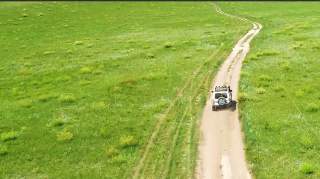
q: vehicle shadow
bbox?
[229,100,237,111]
[212,101,237,112]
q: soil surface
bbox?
[196,4,262,179]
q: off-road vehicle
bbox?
[211,85,234,111]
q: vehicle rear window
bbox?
[215,93,227,99]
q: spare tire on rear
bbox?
[218,97,226,106]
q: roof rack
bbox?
[214,85,229,92]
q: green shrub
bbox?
[50,117,68,127]
[258,82,270,88]
[258,75,272,82]
[280,94,286,98]
[300,135,314,150]
[183,54,192,59]
[0,145,8,156]
[100,127,109,138]
[93,70,103,75]
[119,135,138,148]
[164,42,173,48]
[146,53,155,59]
[256,87,266,94]
[80,67,92,74]
[238,93,249,103]
[17,99,32,108]
[273,85,285,92]
[56,130,73,142]
[306,103,319,112]
[295,90,305,97]
[58,94,76,103]
[43,51,55,55]
[240,72,249,78]
[292,42,304,49]
[57,76,71,82]
[249,55,258,61]
[279,61,290,71]
[92,101,106,111]
[312,45,320,50]
[80,80,91,86]
[74,41,84,45]
[106,146,119,157]
[1,131,19,142]
[119,78,138,87]
[38,94,55,102]
[300,163,315,175]
[257,51,279,57]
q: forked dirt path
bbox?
[196,4,262,179]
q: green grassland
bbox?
[0,2,250,178]
[219,2,320,178]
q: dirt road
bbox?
[196,4,262,179]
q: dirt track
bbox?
[196,4,262,179]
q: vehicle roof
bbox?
[214,86,229,92]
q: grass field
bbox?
[0,2,250,178]
[219,2,320,178]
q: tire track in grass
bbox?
[134,49,222,178]
[162,99,191,178]
[164,71,213,179]
[147,79,195,177]
[132,46,224,179]
[162,75,201,178]
[156,60,215,178]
